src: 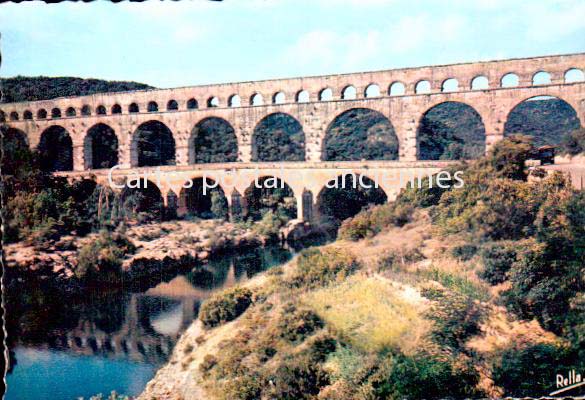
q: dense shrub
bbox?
[252,210,286,240]
[220,373,264,400]
[75,230,135,281]
[504,240,582,332]
[489,134,533,181]
[338,202,414,241]
[479,241,519,285]
[210,190,229,220]
[266,356,330,400]
[422,287,484,350]
[370,353,481,400]
[561,127,585,156]
[286,248,360,289]
[277,303,324,343]
[199,286,253,328]
[492,343,582,397]
[377,246,425,272]
[451,243,478,261]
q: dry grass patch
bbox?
[304,275,431,354]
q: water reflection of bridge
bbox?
[46,292,198,365]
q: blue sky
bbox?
[1,0,584,88]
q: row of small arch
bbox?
[3,68,584,122]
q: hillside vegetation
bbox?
[142,134,585,400]
[1,76,153,103]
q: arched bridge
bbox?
[3,53,584,220]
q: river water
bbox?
[4,245,294,400]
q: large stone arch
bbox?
[243,176,297,222]
[37,125,73,172]
[316,173,387,224]
[131,120,176,167]
[1,126,30,176]
[251,112,305,162]
[189,117,238,164]
[322,108,399,161]
[120,179,165,221]
[84,123,119,170]
[178,177,229,220]
[504,95,582,147]
[416,101,486,160]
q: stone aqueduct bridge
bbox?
[3,53,585,220]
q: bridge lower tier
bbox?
[57,161,460,222]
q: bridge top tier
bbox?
[2,53,585,121]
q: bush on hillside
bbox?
[265,355,330,400]
[479,241,519,285]
[338,202,414,241]
[492,343,581,398]
[75,230,135,281]
[199,286,253,328]
[489,134,534,181]
[286,248,360,289]
[277,303,324,343]
[561,127,585,156]
[369,352,481,400]
[422,287,484,350]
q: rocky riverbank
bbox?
[4,219,265,286]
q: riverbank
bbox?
[137,210,561,400]
[4,219,265,289]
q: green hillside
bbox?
[1,76,154,103]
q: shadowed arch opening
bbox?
[189,117,238,164]
[81,105,91,116]
[97,105,107,115]
[252,112,305,161]
[111,104,122,114]
[1,126,30,176]
[132,121,176,167]
[120,180,165,221]
[317,174,387,225]
[323,108,398,161]
[37,109,47,119]
[10,111,19,121]
[51,108,61,118]
[66,107,76,117]
[37,125,73,172]
[148,101,159,112]
[504,96,581,147]
[179,177,228,220]
[84,123,119,169]
[129,103,139,113]
[417,101,486,160]
[23,110,33,120]
[0,110,5,122]
[187,98,198,109]
[244,176,296,222]
[167,100,178,111]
